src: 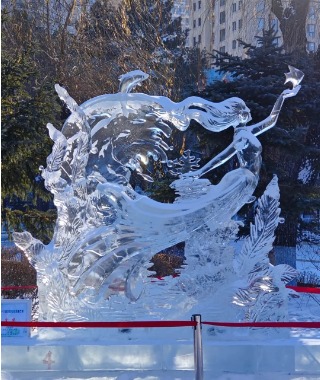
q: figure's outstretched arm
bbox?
[248,65,304,136]
[248,85,301,136]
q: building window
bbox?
[220,46,226,53]
[309,7,315,19]
[220,28,226,41]
[193,37,197,46]
[307,42,315,52]
[220,0,226,6]
[273,37,281,46]
[307,24,315,38]
[193,19,196,28]
[232,40,237,49]
[258,18,265,30]
[232,3,237,12]
[220,11,225,24]
[193,3,196,11]
[198,0,201,9]
[238,0,243,10]
[271,18,278,31]
[232,21,237,31]
[198,17,201,26]
[198,34,201,43]
[238,19,242,29]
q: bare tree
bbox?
[271,0,311,54]
[3,0,201,104]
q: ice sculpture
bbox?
[13,66,304,322]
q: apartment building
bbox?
[187,0,214,51]
[172,0,190,32]
[306,1,320,53]
[215,0,244,56]
[187,0,320,57]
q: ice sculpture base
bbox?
[2,329,320,378]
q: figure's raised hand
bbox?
[282,85,301,99]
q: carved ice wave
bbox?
[13,68,303,323]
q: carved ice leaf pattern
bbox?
[236,175,280,275]
[46,123,67,172]
[71,132,90,184]
[234,175,298,322]
[273,264,298,284]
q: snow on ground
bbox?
[2,372,320,380]
[296,241,320,283]
[2,370,320,380]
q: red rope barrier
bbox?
[286,285,320,294]
[2,320,319,329]
[202,321,320,328]
[1,320,196,328]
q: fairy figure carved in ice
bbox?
[179,66,303,179]
[13,67,303,321]
[170,67,303,321]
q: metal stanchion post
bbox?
[192,314,203,380]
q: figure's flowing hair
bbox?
[157,96,250,132]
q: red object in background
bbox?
[2,320,320,329]
[286,285,320,294]
[1,285,37,291]
[1,320,197,328]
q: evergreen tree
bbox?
[173,46,208,100]
[195,28,319,244]
[1,51,61,243]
